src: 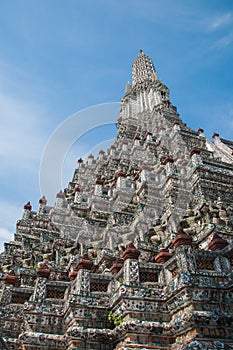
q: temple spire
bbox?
[132,49,158,87]
[125,81,131,93]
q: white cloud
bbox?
[0,200,22,229]
[0,228,14,253]
[202,11,233,52]
[0,200,22,253]
[208,12,232,31]
[0,92,46,161]
[212,31,233,49]
[0,58,55,173]
[0,228,13,240]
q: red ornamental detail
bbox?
[122,242,140,261]
[154,249,173,263]
[111,181,116,188]
[173,121,180,126]
[88,154,94,158]
[208,232,228,251]
[3,269,18,286]
[190,147,201,157]
[162,156,174,165]
[95,179,105,185]
[56,190,65,199]
[39,196,47,205]
[116,171,127,179]
[77,254,93,271]
[69,270,78,281]
[110,258,124,274]
[77,158,83,163]
[172,228,192,249]
[74,185,81,192]
[212,132,219,139]
[24,201,32,210]
[146,131,152,136]
[197,128,204,133]
[36,263,51,278]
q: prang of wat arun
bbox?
[0,50,233,350]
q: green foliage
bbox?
[108,311,123,326]
[119,277,123,285]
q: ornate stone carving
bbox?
[0,50,232,349]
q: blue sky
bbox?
[0,0,233,250]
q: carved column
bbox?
[22,202,32,220]
[122,243,140,285]
[172,228,196,275]
[116,171,127,189]
[32,263,51,304]
[74,254,93,295]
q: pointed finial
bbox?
[152,70,158,80]
[132,50,158,87]
[125,81,131,93]
[24,202,32,210]
[56,190,65,199]
[39,196,47,205]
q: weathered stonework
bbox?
[0,50,233,349]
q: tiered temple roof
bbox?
[0,51,233,350]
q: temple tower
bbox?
[0,51,233,350]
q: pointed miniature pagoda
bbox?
[0,50,233,350]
